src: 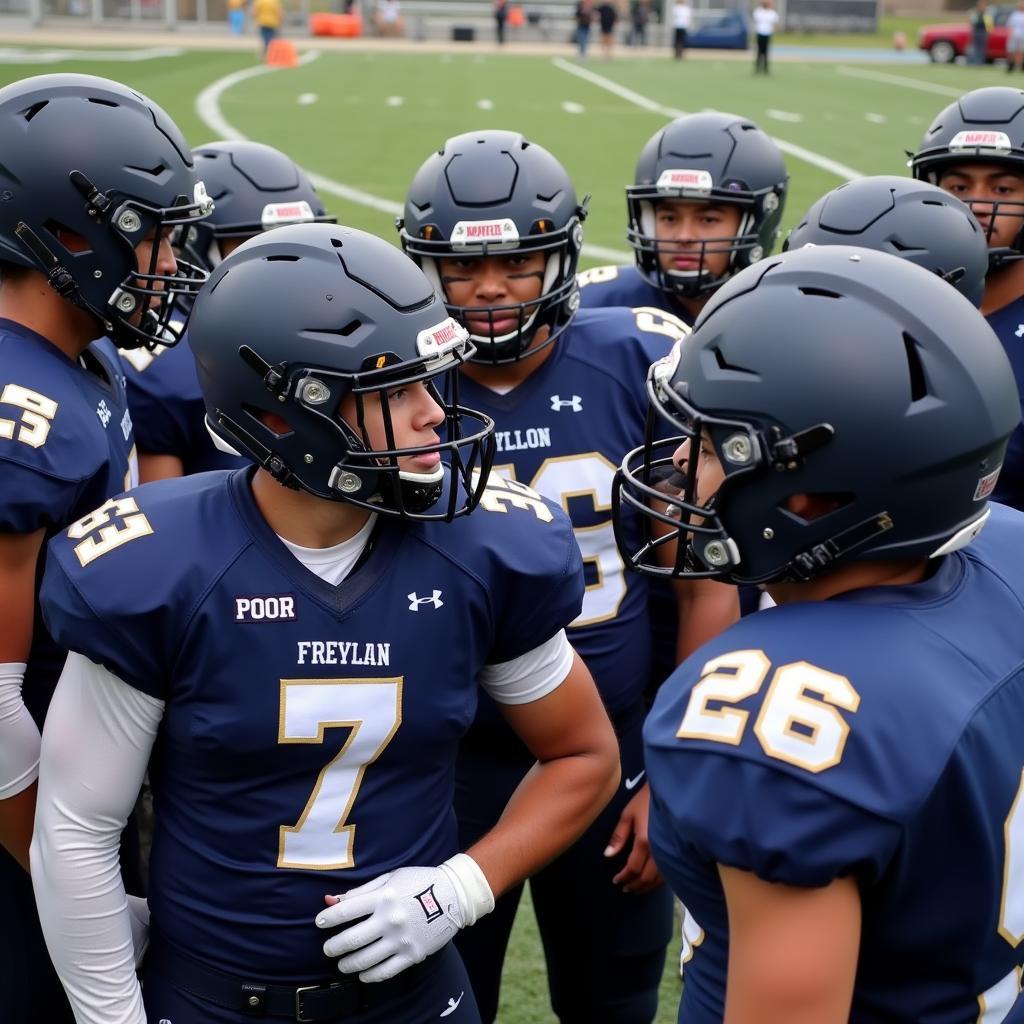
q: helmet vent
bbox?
[318,318,363,338]
[126,162,167,178]
[22,100,48,122]
[798,286,841,299]
[264,254,300,262]
[713,347,756,375]
[902,331,928,402]
[87,97,119,108]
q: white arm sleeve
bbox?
[479,629,575,705]
[30,653,164,1024]
[0,662,40,798]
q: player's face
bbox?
[673,431,725,511]
[438,252,547,336]
[653,200,743,279]
[133,226,179,315]
[339,380,446,475]
[937,163,1024,250]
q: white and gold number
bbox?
[489,455,625,627]
[632,306,690,342]
[118,344,167,374]
[577,265,620,287]
[677,650,860,773]
[476,472,553,522]
[277,677,402,870]
[978,768,1024,1021]
[67,496,154,567]
[0,384,57,449]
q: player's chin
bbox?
[400,452,443,475]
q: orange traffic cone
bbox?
[266,38,299,67]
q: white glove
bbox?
[126,894,150,970]
[316,853,494,984]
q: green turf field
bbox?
[0,45,1017,271]
[0,41,1012,1022]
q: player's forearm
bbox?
[466,747,620,898]
[31,817,147,1024]
[31,654,161,1024]
[0,782,37,871]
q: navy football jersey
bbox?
[460,306,685,717]
[40,467,583,980]
[645,503,1024,1024]
[577,264,694,327]
[121,332,244,474]
[985,296,1024,511]
[0,319,137,720]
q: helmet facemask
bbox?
[627,187,775,299]
[16,174,212,351]
[213,318,497,521]
[405,218,584,364]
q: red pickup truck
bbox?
[919,6,1012,63]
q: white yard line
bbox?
[766,108,803,123]
[195,55,630,259]
[551,56,863,180]
[0,45,184,62]
[836,65,964,98]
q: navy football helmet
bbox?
[911,87,1024,267]
[399,130,587,364]
[188,224,495,520]
[785,176,988,307]
[627,112,788,298]
[182,140,335,271]
[613,246,1020,584]
[0,74,212,349]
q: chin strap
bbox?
[14,222,82,304]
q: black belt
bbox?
[147,932,433,1022]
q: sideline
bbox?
[551,56,864,181]
[194,53,632,261]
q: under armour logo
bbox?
[1016,324,1024,338]
[96,399,111,427]
[440,992,465,1017]
[408,590,443,611]
[550,394,582,412]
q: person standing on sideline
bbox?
[494,0,508,44]
[227,0,247,34]
[630,0,649,45]
[672,0,691,58]
[252,0,282,55]
[575,0,593,57]
[598,0,618,58]
[1008,0,1024,70]
[970,0,992,63]
[752,0,778,73]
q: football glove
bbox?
[316,853,494,983]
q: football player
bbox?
[30,224,621,1024]
[913,86,1024,510]
[785,175,989,306]
[613,245,1024,1023]
[577,112,788,328]
[398,130,737,1024]
[122,139,335,481]
[0,73,209,1024]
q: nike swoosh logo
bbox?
[624,770,646,791]
[440,992,464,1017]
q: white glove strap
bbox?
[439,853,494,927]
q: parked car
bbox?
[689,9,748,49]
[919,6,1012,63]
